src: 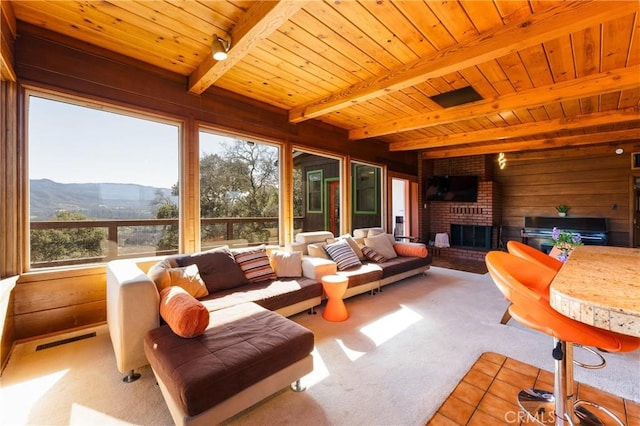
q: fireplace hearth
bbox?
[450,224,492,249]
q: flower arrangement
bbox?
[551,227,583,262]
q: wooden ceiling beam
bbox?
[350,66,640,140]
[288,1,637,124]
[390,108,640,151]
[419,129,640,159]
[188,1,306,95]
[0,0,17,81]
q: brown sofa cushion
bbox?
[377,256,430,278]
[177,246,248,293]
[144,302,314,417]
[159,286,210,338]
[200,277,322,312]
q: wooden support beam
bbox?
[189,1,306,94]
[288,1,637,123]
[391,108,640,151]
[350,66,640,140]
[419,129,640,159]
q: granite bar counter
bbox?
[550,245,640,337]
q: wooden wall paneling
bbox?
[495,144,636,246]
[13,301,105,341]
[0,78,19,363]
[13,269,106,340]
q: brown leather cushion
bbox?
[159,286,210,338]
[377,256,430,278]
[176,246,249,293]
[200,276,322,312]
[144,302,314,417]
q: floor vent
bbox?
[35,332,97,351]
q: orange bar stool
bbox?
[486,251,639,426]
[507,240,563,273]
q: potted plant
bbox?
[556,204,569,217]
[551,227,583,262]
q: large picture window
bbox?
[351,161,382,230]
[28,95,180,268]
[199,131,280,248]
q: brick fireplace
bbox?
[420,155,502,261]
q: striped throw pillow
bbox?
[233,246,277,283]
[324,239,362,271]
[361,246,387,263]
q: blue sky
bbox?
[28,96,231,189]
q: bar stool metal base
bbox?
[518,389,605,425]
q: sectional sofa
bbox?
[106,228,431,424]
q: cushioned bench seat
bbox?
[144,302,314,422]
[199,277,322,313]
[377,256,431,278]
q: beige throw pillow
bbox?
[308,243,330,259]
[168,264,209,298]
[270,250,303,278]
[364,232,397,259]
[338,234,365,260]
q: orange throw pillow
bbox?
[159,286,210,338]
[394,242,428,258]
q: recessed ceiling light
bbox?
[615,148,624,155]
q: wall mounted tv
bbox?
[425,175,479,202]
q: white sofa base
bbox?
[154,354,314,426]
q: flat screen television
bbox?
[425,175,478,202]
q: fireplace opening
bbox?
[450,224,492,249]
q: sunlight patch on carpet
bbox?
[300,347,329,388]
[360,304,422,346]
[0,369,68,424]
[336,338,366,361]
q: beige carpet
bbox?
[1,267,638,425]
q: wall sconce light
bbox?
[498,152,507,170]
[212,35,231,61]
[615,148,624,155]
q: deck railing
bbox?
[29,217,295,268]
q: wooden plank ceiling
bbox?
[7,0,640,158]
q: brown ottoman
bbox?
[144,302,314,425]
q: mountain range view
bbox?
[30,179,175,220]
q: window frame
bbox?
[306,169,323,213]
[24,89,184,270]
